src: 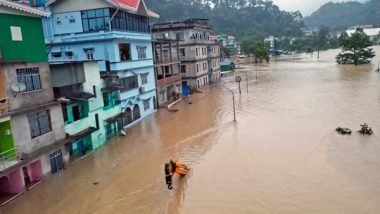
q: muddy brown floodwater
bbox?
[2,47,380,214]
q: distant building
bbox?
[152,34,182,106]
[346,27,380,44]
[153,18,221,89]
[0,1,68,205]
[217,34,238,56]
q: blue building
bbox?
[38,0,159,129]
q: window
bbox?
[124,108,133,125]
[137,46,147,59]
[10,26,22,41]
[81,8,110,32]
[196,48,199,57]
[103,92,109,107]
[16,67,42,92]
[51,52,62,58]
[141,73,148,85]
[180,48,185,56]
[119,43,131,61]
[133,104,141,120]
[163,50,169,58]
[181,65,186,73]
[120,76,138,91]
[110,8,149,33]
[85,48,94,60]
[144,99,150,111]
[65,51,73,59]
[28,110,51,138]
[196,64,199,73]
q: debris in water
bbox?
[93,181,99,185]
[336,127,352,135]
[358,123,373,135]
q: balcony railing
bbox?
[0,145,24,171]
[157,74,181,88]
[0,97,11,113]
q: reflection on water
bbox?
[2,47,380,214]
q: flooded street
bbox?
[3,47,380,214]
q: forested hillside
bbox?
[304,0,380,29]
[145,0,304,40]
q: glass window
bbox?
[81,8,110,32]
[28,110,51,138]
[16,67,42,92]
[141,73,148,85]
[87,10,96,18]
[120,76,138,91]
[180,48,185,56]
[144,99,150,111]
[137,46,147,59]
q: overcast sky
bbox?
[272,0,367,16]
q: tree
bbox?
[247,41,270,63]
[336,31,375,65]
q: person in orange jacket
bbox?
[164,160,190,190]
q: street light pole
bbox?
[224,87,236,122]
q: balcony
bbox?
[157,74,182,88]
[0,97,10,114]
[0,146,23,172]
[54,84,94,104]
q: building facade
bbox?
[38,0,159,129]
[0,1,68,205]
[153,19,221,89]
[152,35,182,106]
[50,61,122,161]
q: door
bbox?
[72,106,80,121]
[49,150,64,174]
[22,167,31,189]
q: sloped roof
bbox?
[46,0,159,18]
[0,0,50,17]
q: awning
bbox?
[68,127,98,143]
[66,92,95,103]
[104,113,124,124]
[102,85,123,94]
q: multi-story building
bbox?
[50,61,122,161]
[37,0,159,129]
[152,34,182,106]
[0,1,68,205]
[153,18,221,89]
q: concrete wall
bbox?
[52,12,83,35]
[50,63,86,87]
[50,0,110,14]
[2,62,54,110]
[11,104,66,155]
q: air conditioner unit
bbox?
[139,86,145,93]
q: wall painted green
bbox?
[0,13,47,62]
[0,120,16,158]
[64,62,122,151]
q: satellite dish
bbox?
[11,83,26,97]
[11,83,26,93]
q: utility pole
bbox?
[224,87,236,122]
[244,73,248,94]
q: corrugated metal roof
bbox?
[0,0,50,17]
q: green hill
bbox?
[146,0,304,40]
[304,0,380,29]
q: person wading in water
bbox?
[164,160,190,190]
